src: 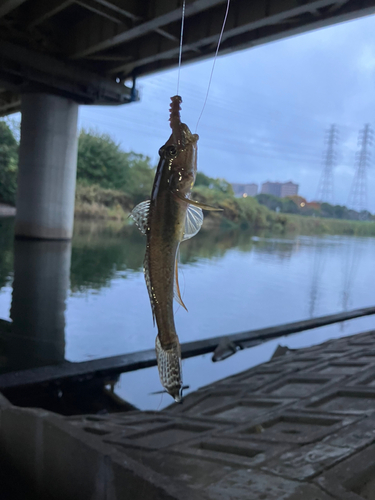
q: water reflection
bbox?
[1,239,71,372]
[341,238,362,312]
[0,218,374,412]
[69,221,298,292]
[309,241,326,318]
[0,218,14,291]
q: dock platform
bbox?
[1,329,375,499]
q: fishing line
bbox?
[195,0,231,132]
[177,0,186,96]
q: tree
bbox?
[122,152,155,203]
[195,171,234,195]
[77,129,155,201]
[0,121,18,206]
[77,129,130,189]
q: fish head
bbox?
[158,95,199,196]
[159,125,199,196]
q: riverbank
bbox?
[3,186,375,236]
[74,184,375,236]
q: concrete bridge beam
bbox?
[15,93,78,240]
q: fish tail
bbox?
[155,333,183,403]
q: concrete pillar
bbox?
[15,93,78,240]
[8,239,70,370]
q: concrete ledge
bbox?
[0,406,192,500]
[0,392,11,408]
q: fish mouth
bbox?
[180,123,199,147]
[169,385,184,403]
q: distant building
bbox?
[231,183,258,198]
[261,182,281,197]
[261,181,298,198]
[280,181,299,198]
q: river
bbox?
[0,217,374,410]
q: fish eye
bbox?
[166,145,178,158]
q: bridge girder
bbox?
[0,0,375,115]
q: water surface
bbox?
[0,217,374,409]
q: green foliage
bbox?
[256,194,299,214]
[195,171,234,195]
[256,193,372,221]
[77,129,128,189]
[0,121,18,205]
[193,185,278,230]
[77,129,154,201]
[319,202,370,221]
[123,152,155,204]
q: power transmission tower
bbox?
[316,124,337,203]
[348,124,373,214]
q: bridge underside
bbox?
[1,0,375,116]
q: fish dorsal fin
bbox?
[174,253,188,311]
[130,200,150,235]
[183,205,204,241]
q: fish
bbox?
[130,95,221,402]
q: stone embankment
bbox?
[1,329,375,499]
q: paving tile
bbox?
[213,370,284,391]
[55,328,375,499]
[166,389,244,415]
[347,367,375,387]
[348,332,375,345]
[262,441,353,480]
[255,374,343,398]
[323,414,375,451]
[205,470,336,500]
[316,442,375,500]
[304,360,370,377]
[257,357,321,372]
[201,396,294,423]
[223,412,359,445]
[295,386,375,415]
[168,436,290,468]
[119,448,239,490]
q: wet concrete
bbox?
[1,329,375,499]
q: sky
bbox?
[78,13,375,212]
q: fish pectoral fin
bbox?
[174,255,188,311]
[129,200,150,235]
[173,191,223,211]
[183,205,204,241]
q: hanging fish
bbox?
[130,95,221,402]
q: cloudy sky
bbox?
[79,12,375,212]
